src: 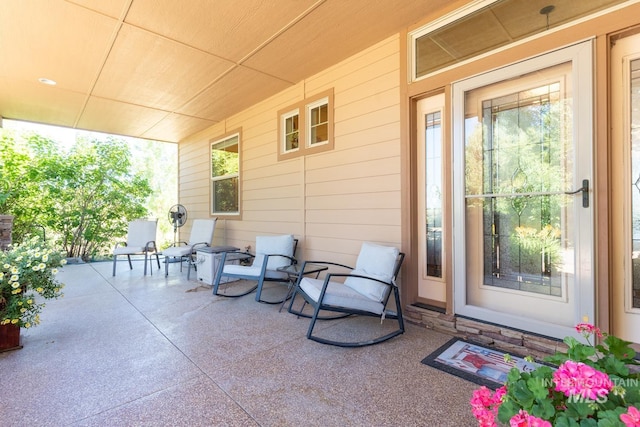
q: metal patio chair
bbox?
[163,218,217,278]
[212,234,297,303]
[288,242,405,347]
[112,219,160,276]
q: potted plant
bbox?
[0,235,66,351]
[470,323,640,426]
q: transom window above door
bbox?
[409,0,627,81]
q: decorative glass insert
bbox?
[630,58,640,308]
[308,99,328,146]
[211,134,239,214]
[283,111,299,152]
[425,111,443,278]
[465,69,572,297]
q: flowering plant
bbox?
[0,236,66,328]
[471,323,640,426]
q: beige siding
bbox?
[178,35,402,262]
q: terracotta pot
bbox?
[0,323,22,352]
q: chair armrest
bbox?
[216,250,255,265]
[167,241,188,248]
[325,273,396,288]
[299,260,353,271]
[114,241,128,249]
[264,253,297,266]
[191,242,210,252]
[145,240,157,251]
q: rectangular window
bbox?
[277,88,333,160]
[282,110,299,152]
[308,98,328,147]
[409,0,625,81]
[211,132,240,216]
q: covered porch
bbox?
[0,261,476,426]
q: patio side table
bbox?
[195,246,242,285]
[276,262,328,312]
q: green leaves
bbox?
[0,131,153,260]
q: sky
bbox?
[2,119,141,149]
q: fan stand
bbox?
[172,220,179,246]
[167,204,188,265]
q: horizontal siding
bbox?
[177,34,402,258]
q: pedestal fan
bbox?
[168,204,187,244]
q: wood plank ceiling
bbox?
[0,0,452,142]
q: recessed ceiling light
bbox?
[38,77,57,86]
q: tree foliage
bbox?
[0,132,152,260]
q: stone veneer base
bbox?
[404,304,568,361]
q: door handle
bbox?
[564,179,589,208]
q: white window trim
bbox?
[281,109,300,154]
[277,88,334,161]
[306,97,329,148]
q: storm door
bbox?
[453,41,594,339]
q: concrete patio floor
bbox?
[0,259,478,426]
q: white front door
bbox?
[453,41,595,339]
[611,33,640,343]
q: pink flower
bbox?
[471,386,503,427]
[509,410,552,427]
[621,406,640,427]
[477,410,496,427]
[553,360,613,400]
[575,322,603,339]
[470,386,493,414]
[493,385,507,403]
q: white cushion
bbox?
[113,246,147,255]
[300,278,384,315]
[344,242,399,302]
[223,264,262,277]
[127,220,157,247]
[113,220,157,255]
[163,245,192,257]
[221,263,290,280]
[188,219,216,245]
[254,235,294,270]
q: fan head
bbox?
[168,204,188,228]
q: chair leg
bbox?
[306,303,322,341]
[212,254,225,295]
[126,255,133,270]
[165,256,170,277]
[112,255,117,276]
[254,277,266,302]
[144,252,149,276]
[154,253,160,270]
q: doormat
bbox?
[421,338,542,389]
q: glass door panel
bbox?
[611,33,640,342]
[453,41,594,339]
